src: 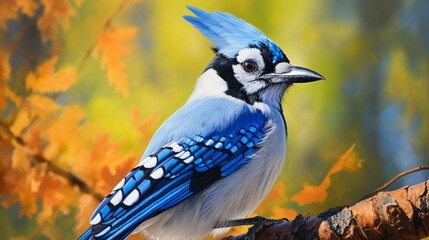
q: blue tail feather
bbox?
[77,228,93,240]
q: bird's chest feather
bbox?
[192,103,287,223]
[216,108,287,218]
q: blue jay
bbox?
[78,6,323,240]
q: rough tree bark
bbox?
[225,179,429,240]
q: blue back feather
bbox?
[184,6,285,63]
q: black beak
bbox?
[260,64,325,84]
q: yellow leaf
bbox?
[291,144,363,206]
[10,109,31,136]
[17,0,39,17]
[26,56,77,93]
[93,27,137,96]
[37,0,76,42]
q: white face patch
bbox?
[187,69,228,102]
[236,48,265,65]
[274,62,292,74]
[232,48,267,94]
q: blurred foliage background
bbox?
[1,0,428,239]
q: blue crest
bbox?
[184,6,286,63]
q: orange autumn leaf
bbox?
[132,108,157,143]
[0,88,6,110]
[256,181,288,216]
[77,133,127,182]
[88,133,120,165]
[29,164,47,193]
[0,0,18,30]
[270,205,297,220]
[291,144,363,206]
[37,0,76,42]
[26,56,78,93]
[26,56,58,86]
[43,105,85,160]
[17,0,39,17]
[37,173,74,224]
[0,45,11,81]
[7,145,45,218]
[0,45,12,109]
[17,174,39,217]
[291,184,328,206]
[264,181,286,201]
[0,0,145,237]
[23,123,44,154]
[75,195,99,234]
[93,27,137,97]
[11,142,31,171]
[99,156,136,194]
[28,94,60,113]
[329,144,363,173]
[0,141,15,196]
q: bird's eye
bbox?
[242,60,258,73]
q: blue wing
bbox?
[79,103,268,240]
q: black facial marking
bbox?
[204,54,259,104]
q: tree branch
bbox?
[0,120,103,201]
[32,154,103,201]
[361,166,429,200]
[76,0,130,74]
[224,179,429,240]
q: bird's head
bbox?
[184,6,324,108]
